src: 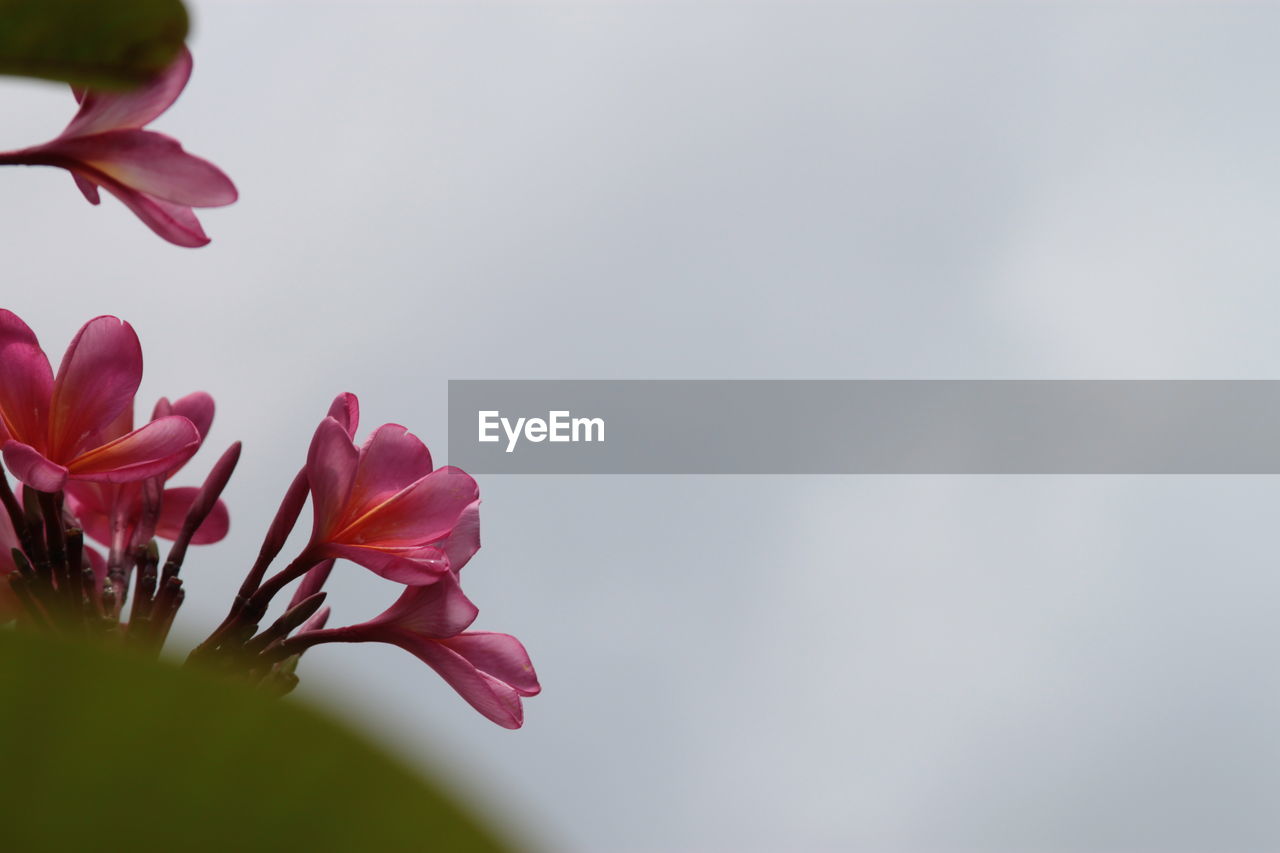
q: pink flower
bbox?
[65,391,230,550]
[290,575,540,728]
[305,415,480,585]
[0,48,236,247]
[0,310,200,493]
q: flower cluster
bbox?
[0,48,236,247]
[0,310,539,728]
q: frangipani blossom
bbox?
[0,311,199,493]
[65,391,229,550]
[2,312,537,726]
[305,416,479,585]
[290,575,541,729]
[285,394,475,610]
[0,48,236,247]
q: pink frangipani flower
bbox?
[288,575,541,729]
[2,314,539,725]
[0,311,200,493]
[0,48,236,247]
[65,391,230,550]
[305,415,479,585]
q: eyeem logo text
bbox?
[478,410,605,453]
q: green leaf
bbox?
[0,629,511,852]
[0,0,188,89]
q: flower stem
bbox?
[187,547,321,663]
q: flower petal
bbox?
[66,415,199,483]
[98,402,135,444]
[327,393,360,438]
[307,416,359,538]
[62,481,118,545]
[321,543,448,586]
[383,632,527,729]
[440,627,540,696]
[165,391,215,439]
[298,605,331,634]
[91,176,211,247]
[154,486,229,544]
[349,424,433,516]
[437,499,480,573]
[61,47,192,137]
[372,572,478,637]
[53,130,237,207]
[150,391,215,475]
[48,316,142,461]
[437,632,541,697]
[73,173,101,204]
[339,467,478,548]
[2,441,69,492]
[0,310,53,446]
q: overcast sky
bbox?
[5,3,1280,850]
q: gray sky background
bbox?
[4,3,1280,850]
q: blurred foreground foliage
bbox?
[0,0,187,89]
[0,629,508,852]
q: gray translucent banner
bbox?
[446,380,1280,474]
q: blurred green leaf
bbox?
[0,0,187,89]
[0,630,510,852]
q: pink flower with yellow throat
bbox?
[0,310,200,493]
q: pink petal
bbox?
[338,467,478,548]
[348,424,433,516]
[321,543,448,586]
[66,415,199,484]
[438,632,541,697]
[91,176,210,247]
[154,486,229,544]
[298,605,331,634]
[61,47,192,137]
[98,401,135,444]
[147,391,215,476]
[327,393,360,438]
[437,499,480,573]
[48,316,141,460]
[0,310,53,446]
[165,391,214,439]
[372,572,478,637]
[306,416,358,538]
[73,173,101,204]
[2,441,69,492]
[52,130,237,207]
[383,632,527,729]
[62,481,117,545]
